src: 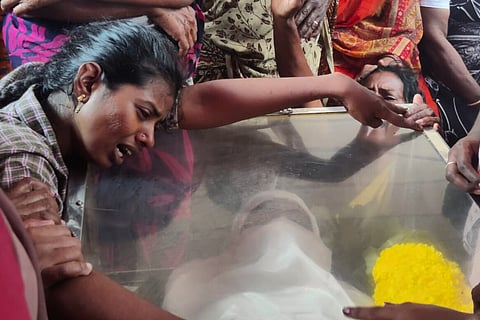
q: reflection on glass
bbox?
[78,111,478,311]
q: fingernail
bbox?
[342,307,351,315]
[85,262,93,275]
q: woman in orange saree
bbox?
[333,0,422,78]
[332,0,437,113]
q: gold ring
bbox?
[445,161,457,169]
[312,20,319,27]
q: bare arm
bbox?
[419,7,480,104]
[271,0,322,106]
[10,0,198,56]
[178,74,422,130]
[15,1,150,23]
[343,302,472,320]
[1,0,192,15]
[94,0,192,6]
[46,270,183,320]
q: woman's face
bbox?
[75,79,174,168]
[362,70,406,104]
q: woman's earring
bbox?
[75,94,86,113]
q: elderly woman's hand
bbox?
[404,94,440,130]
[148,6,197,57]
[343,302,472,320]
[23,219,92,288]
[295,0,331,40]
[5,177,60,224]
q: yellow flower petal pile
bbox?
[372,243,473,312]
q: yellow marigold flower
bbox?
[372,243,473,312]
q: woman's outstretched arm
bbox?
[178,75,422,130]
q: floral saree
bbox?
[194,0,335,82]
[333,0,423,78]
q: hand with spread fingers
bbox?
[5,177,61,224]
[294,0,331,40]
[148,6,198,57]
[23,219,92,288]
[342,302,473,320]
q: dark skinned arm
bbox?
[46,270,183,320]
[1,0,193,16]
[178,75,422,130]
[271,0,323,107]
[419,7,480,105]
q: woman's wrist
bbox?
[272,14,297,28]
[326,72,354,100]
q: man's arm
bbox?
[419,7,480,104]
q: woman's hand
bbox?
[335,73,422,130]
[343,302,472,320]
[24,219,92,288]
[404,94,440,130]
[148,6,197,57]
[5,177,60,224]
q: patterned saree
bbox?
[333,0,423,78]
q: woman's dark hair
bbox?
[0,19,183,106]
[359,65,422,103]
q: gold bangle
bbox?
[467,99,480,107]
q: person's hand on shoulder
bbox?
[148,6,197,57]
[23,219,92,288]
[446,134,480,195]
[333,73,422,131]
[5,177,61,224]
[343,302,472,320]
[404,94,440,130]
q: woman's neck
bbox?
[43,91,86,160]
